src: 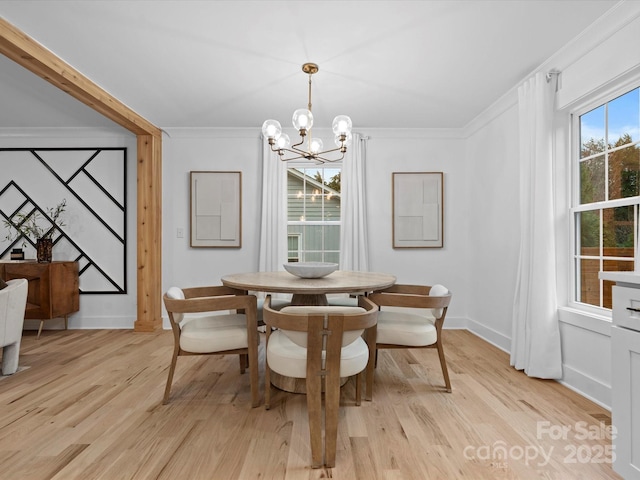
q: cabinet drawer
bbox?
[613,285,640,331]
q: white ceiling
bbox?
[0,0,621,131]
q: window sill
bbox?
[558,306,612,336]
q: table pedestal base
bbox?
[270,371,348,394]
[290,293,328,306]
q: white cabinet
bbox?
[611,325,640,479]
[610,283,640,480]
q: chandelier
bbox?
[262,63,352,163]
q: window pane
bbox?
[304,251,324,262]
[302,225,323,252]
[287,233,300,262]
[580,105,605,159]
[579,258,601,306]
[603,206,634,256]
[305,187,324,221]
[578,210,600,255]
[323,189,340,221]
[580,155,605,204]
[608,88,639,146]
[325,252,339,263]
[323,224,340,251]
[608,145,640,200]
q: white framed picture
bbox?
[190,171,242,248]
[392,172,443,248]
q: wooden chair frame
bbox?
[262,295,378,468]
[162,285,259,407]
[368,284,452,392]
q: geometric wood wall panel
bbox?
[0,147,127,293]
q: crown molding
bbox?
[0,127,133,138]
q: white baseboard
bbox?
[23,317,136,331]
[464,318,511,353]
[558,365,611,410]
[463,317,612,410]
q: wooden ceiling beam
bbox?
[0,17,160,137]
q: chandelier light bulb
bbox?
[276,133,291,149]
[332,115,352,135]
[309,138,323,154]
[292,109,313,131]
[262,119,282,140]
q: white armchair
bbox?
[0,278,28,375]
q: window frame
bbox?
[286,161,342,264]
[569,82,640,313]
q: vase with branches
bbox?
[3,199,67,262]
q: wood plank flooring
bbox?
[0,329,621,479]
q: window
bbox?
[287,166,341,263]
[573,87,640,309]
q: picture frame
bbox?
[392,172,443,248]
[190,171,242,248]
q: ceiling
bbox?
[0,0,621,131]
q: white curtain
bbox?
[258,137,287,273]
[510,72,563,379]
[339,133,369,271]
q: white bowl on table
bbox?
[283,262,338,279]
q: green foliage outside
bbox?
[313,171,341,193]
[580,134,640,250]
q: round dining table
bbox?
[220,270,397,305]
[221,269,396,394]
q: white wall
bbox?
[465,103,521,351]
[0,128,139,329]
[362,131,468,328]
[161,130,263,310]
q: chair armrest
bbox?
[163,292,257,315]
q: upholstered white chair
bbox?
[162,285,260,407]
[0,278,28,375]
[368,284,453,392]
[262,296,378,468]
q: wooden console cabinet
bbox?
[0,261,79,338]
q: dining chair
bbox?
[162,285,260,407]
[262,295,378,468]
[368,284,453,393]
[256,294,291,326]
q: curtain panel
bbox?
[339,133,369,272]
[510,72,563,379]
[258,138,287,274]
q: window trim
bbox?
[286,164,342,264]
[569,82,640,312]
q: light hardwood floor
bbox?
[0,328,621,480]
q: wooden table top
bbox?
[221,270,396,295]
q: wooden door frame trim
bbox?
[0,17,162,331]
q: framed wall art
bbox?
[392,172,443,248]
[190,171,242,248]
